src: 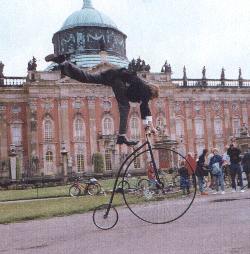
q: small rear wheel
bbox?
[69,185,81,197]
[93,204,118,230]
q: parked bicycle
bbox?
[92,126,196,230]
[69,178,101,197]
[117,174,149,190]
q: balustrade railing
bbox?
[172,78,250,87]
[0,77,26,86]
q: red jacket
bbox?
[185,155,197,175]
[147,166,155,179]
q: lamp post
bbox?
[9,143,17,180]
[61,141,68,178]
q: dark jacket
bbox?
[243,151,250,173]
[61,62,152,119]
[227,147,242,164]
[195,154,207,177]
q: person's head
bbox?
[180,161,185,166]
[187,152,192,157]
[149,84,159,100]
[225,145,229,152]
[230,143,234,149]
[212,148,219,155]
[232,141,237,147]
[203,148,208,156]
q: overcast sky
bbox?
[1,0,250,79]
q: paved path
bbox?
[1,189,250,254]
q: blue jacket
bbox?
[208,155,223,170]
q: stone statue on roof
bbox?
[0,61,4,77]
[28,57,37,71]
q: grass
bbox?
[0,194,125,224]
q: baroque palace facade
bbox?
[1,0,250,176]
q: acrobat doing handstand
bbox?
[45,53,159,146]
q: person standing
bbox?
[195,149,209,195]
[208,148,225,194]
[185,152,197,186]
[242,147,250,189]
[206,148,215,189]
[222,145,231,183]
[147,161,156,188]
[179,161,190,195]
[227,142,245,192]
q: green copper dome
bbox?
[59,0,118,32]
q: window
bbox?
[214,119,223,138]
[11,124,22,146]
[233,120,240,137]
[77,150,84,172]
[44,119,53,142]
[45,151,54,174]
[195,121,204,139]
[105,149,112,171]
[176,119,184,139]
[133,152,141,169]
[102,117,113,135]
[130,117,140,139]
[74,118,85,141]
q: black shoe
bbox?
[45,52,69,64]
[116,135,139,146]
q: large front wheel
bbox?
[93,204,118,230]
[122,147,196,224]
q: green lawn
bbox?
[0,194,125,224]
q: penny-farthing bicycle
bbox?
[93,126,196,230]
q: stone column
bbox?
[0,104,8,159]
[223,100,231,143]
[184,101,194,153]
[87,96,97,171]
[27,98,39,157]
[241,100,248,125]
[204,101,213,150]
[59,98,70,153]
[168,97,176,140]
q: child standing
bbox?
[179,161,191,195]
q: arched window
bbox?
[105,149,112,171]
[44,119,53,142]
[74,118,85,141]
[102,117,113,135]
[11,121,22,146]
[45,151,54,174]
[77,150,84,172]
[130,117,140,139]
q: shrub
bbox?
[93,152,105,173]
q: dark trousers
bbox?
[62,61,130,135]
[230,163,244,189]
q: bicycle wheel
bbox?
[88,183,101,195]
[137,178,149,189]
[118,180,130,190]
[69,185,81,197]
[93,204,118,230]
[122,147,196,224]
